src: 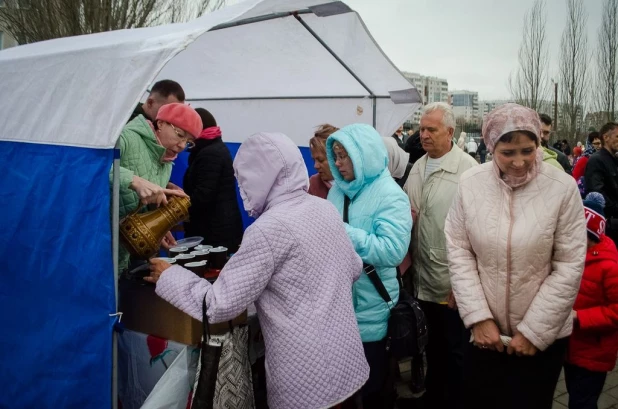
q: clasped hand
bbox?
[472,320,537,356]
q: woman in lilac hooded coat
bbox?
[146,132,369,409]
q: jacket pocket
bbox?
[429,247,449,268]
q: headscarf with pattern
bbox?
[482,103,544,188]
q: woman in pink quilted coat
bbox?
[146,132,370,409]
[444,103,587,409]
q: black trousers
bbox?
[361,339,395,409]
[564,363,607,409]
[463,337,567,409]
[419,300,468,409]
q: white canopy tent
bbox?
[0,0,420,149]
[0,0,420,407]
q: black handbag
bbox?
[191,298,255,409]
[191,297,225,409]
[343,195,428,361]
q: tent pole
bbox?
[112,141,120,409]
[185,95,391,102]
[210,9,312,31]
[294,14,375,100]
[372,96,377,128]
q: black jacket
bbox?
[183,137,244,252]
[585,149,618,219]
[404,131,425,165]
[549,146,572,174]
[391,133,407,149]
[128,103,152,123]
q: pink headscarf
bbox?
[482,103,544,188]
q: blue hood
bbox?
[326,124,389,199]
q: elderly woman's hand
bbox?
[130,175,188,207]
[143,258,173,284]
[472,319,504,352]
[160,231,177,250]
[507,333,538,357]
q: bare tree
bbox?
[166,0,226,24]
[509,0,551,112]
[0,0,225,45]
[595,0,618,122]
[559,0,588,140]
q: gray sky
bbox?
[345,0,603,100]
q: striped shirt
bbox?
[425,156,445,182]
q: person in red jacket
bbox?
[565,192,618,409]
[572,132,603,181]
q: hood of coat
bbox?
[542,146,559,162]
[587,235,618,264]
[233,132,308,218]
[128,115,167,162]
[382,136,410,179]
[326,124,389,199]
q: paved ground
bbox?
[395,359,618,409]
[553,362,618,409]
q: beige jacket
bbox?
[404,144,478,303]
[445,162,586,350]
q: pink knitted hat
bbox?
[482,103,541,153]
[156,103,203,138]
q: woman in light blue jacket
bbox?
[327,123,412,409]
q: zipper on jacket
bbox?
[505,191,514,336]
[417,170,440,300]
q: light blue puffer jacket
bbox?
[327,124,412,342]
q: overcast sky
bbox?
[344,0,603,101]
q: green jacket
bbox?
[542,147,565,171]
[110,115,172,271]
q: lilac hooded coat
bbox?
[156,132,369,409]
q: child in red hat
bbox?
[565,192,618,409]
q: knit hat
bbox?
[482,103,541,153]
[156,103,203,138]
[583,192,607,239]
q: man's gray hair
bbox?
[422,102,456,130]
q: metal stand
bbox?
[112,142,120,409]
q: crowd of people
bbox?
[114,79,618,409]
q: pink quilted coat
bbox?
[156,132,369,409]
[445,161,587,351]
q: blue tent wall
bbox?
[169,143,316,235]
[0,141,115,408]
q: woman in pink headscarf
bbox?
[444,104,587,409]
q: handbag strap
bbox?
[202,296,235,341]
[343,195,351,223]
[396,163,413,188]
[343,195,393,306]
[202,296,211,340]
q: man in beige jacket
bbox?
[404,102,477,409]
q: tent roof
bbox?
[0,0,420,149]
